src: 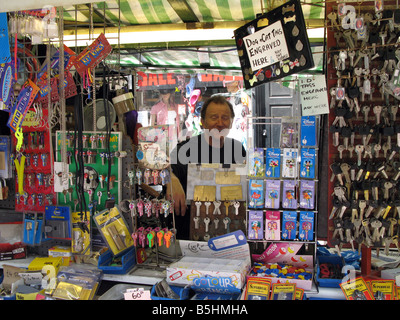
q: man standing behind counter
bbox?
[166,95,246,239]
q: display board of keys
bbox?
[189,200,246,241]
[326,2,400,254]
[12,108,57,212]
[55,131,122,214]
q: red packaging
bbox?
[73,33,112,77]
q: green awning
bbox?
[63,0,325,25]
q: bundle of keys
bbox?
[134,168,171,186]
[127,198,174,218]
[131,226,175,249]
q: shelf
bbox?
[0,255,165,286]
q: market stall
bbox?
[0,0,399,303]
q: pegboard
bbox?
[0,178,16,210]
[189,200,246,241]
[55,130,122,213]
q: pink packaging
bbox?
[265,211,280,241]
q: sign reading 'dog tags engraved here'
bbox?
[234,0,314,89]
[243,20,289,72]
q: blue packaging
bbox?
[299,211,314,241]
[300,148,316,179]
[265,148,281,178]
[300,116,317,147]
[282,211,297,240]
[23,212,45,246]
[151,284,191,300]
[98,246,136,274]
[265,180,281,209]
[248,210,264,240]
[0,136,12,179]
[249,179,264,208]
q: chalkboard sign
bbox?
[234,0,314,89]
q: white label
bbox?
[243,20,289,71]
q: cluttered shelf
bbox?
[0,255,166,285]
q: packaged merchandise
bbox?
[282,211,297,240]
[265,211,280,241]
[248,147,264,177]
[265,179,281,209]
[51,266,103,300]
[248,210,264,240]
[282,180,297,209]
[298,211,314,241]
[340,276,375,300]
[243,277,271,300]
[167,231,251,290]
[93,207,134,256]
[299,180,315,209]
[282,148,298,178]
[44,206,72,240]
[299,148,316,179]
[300,115,317,147]
[248,179,264,208]
[265,148,281,178]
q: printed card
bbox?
[300,116,317,146]
[300,148,316,179]
[265,211,280,241]
[248,210,264,240]
[282,148,298,178]
[299,180,315,209]
[282,211,297,240]
[299,211,314,241]
[249,179,264,209]
[265,180,281,209]
[280,118,298,148]
[248,148,265,177]
[282,180,297,209]
[265,148,281,178]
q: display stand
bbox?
[245,93,321,291]
[130,125,179,270]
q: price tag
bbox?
[124,288,151,300]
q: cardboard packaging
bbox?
[166,231,251,290]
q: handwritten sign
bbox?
[234,0,314,89]
[2,264,24,292]
[244,20,289,71]
[300,75,329,116]
[18,271,43,285]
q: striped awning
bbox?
[63,0,325,26]
[106,46,244,74]
[62,0,325,75]
[105,44,324,76]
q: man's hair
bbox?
[200,95,235,120]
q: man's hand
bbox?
[166,173,187,216]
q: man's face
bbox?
[201,102,233,143]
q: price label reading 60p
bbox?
[124,288,151,300]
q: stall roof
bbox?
[62,0,325,26]
[12,0,326,74]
